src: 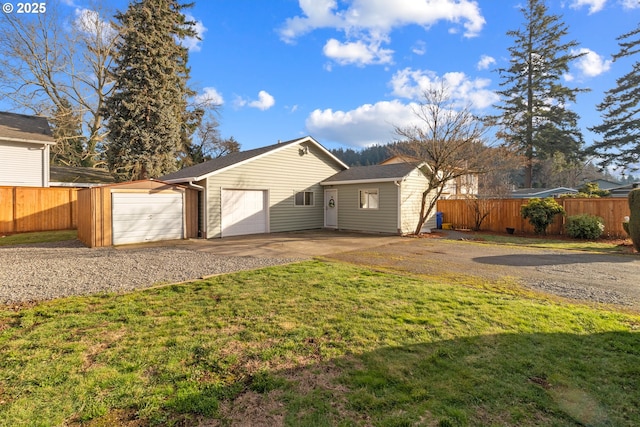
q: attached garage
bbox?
[221,189,268,237]
[77,180,199,248]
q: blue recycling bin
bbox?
[436,212,443,229]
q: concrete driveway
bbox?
[129,230,403,258]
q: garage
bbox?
[221,189,268,237]
[77,180,199,248]
[111,192,184,245]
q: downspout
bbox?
[394,179,402,234]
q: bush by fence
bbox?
[437,198,630,238]
[0,186,78,234]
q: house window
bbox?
[359,189,379,209]
[294,191,314,206]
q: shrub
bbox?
[565,214,605,239]
[628,189,640,251]
[520,198,566,235]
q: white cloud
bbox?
[621,0,640,9]
[280,0,485,66]
[569,0,607,13]
[390,67,499,109]
[237,90,276,111]
[477,54,496,70]
[323,38,394,66]
[412,40,427,56]
[182,15,207,52]
[195,87,224,107]
[306,100,418,147]
[74,8,117,42]
[573,48,612,77]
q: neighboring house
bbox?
[510,187,578,198]
[321,162,436,234]
[608,182,640,198]
[160,136,348,238]
[588,179,621,190]
[380,155,479,199]
[50,166,117,188]
[0,111,55,187]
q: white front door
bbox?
[324,188,338,228]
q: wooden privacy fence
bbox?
[0,186,78,234]
[437,198,630,238]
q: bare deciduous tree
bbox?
[0,1,116,166]
[394,84,490,234]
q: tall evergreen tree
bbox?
[589,23,640,174]
[490,0,586,188]
[103,0,201,181]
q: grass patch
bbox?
[0,230,78,246]
[0,260,639,426]
[471,232,630,253]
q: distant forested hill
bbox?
[330,143,405,166]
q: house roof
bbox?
[49,166,117,187]
[322,162,418,185]
[0,111,55,144]
[160,136,348,182]
[510,187,577,198]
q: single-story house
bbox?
[608,182,640,197]
[588,179,622,190]
[160,136,438,238]
[510,187,578,198]
[321,162,436,234]
[0,111,55,187]
[160,136,349,238]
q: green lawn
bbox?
[0,230,77,246]
[1,259,638,426]
[471,232,632,254]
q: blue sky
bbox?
[33,0,640,153]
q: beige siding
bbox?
[400,170,437,233]
[327,182,400,234]
[205,143,343,238]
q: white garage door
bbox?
[112,192,184,245]
[221,189,268,237]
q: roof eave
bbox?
[321,177,406,186]
[1,136,56,145]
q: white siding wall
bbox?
[205,143,344,238]
[0,141,48,187]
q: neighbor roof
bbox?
[322,162,418,185]
[0,111,55,144]
[510,187,577,198]
[160,136,347,182]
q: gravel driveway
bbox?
[2,233,639,311]
[327,236,640,311]
[0,240,302,305]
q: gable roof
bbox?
[160,136,348,182]
[0,111,55,144]
[322,162,418,185]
